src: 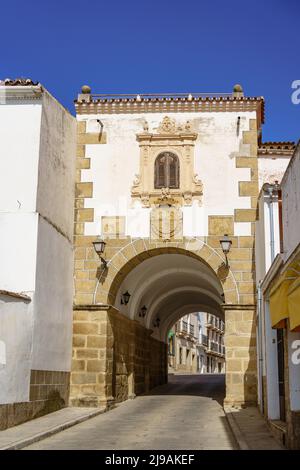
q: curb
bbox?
[0,407,106,451]
[223,407,250,450]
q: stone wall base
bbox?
[0,370,69,431]
[70,307,168,408]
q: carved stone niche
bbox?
[131,116,203,207]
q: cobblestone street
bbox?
[24,375,237,450]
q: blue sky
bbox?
[2,0,299,141]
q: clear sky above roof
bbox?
[2,0,299,141]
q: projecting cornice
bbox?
[258,141,295,157]
[0,85,43,101]
[0,77,43,101]
[74,92,265,125]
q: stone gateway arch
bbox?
[71,86,261,410]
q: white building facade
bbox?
[255,141,300,449]
[0,79,76,429]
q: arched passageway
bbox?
[107,251,225,399]
[115,253,224,340]
[71,242,256,409]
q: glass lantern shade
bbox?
[93,239,106,255]
[220,234,232,254]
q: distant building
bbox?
[168,312,225,374]
[206,313,225,373]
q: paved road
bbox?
[24,374,237,450]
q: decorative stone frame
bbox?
[131,116,203,207]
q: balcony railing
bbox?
[208,341,219,352]
[182,321,188,333]
[207,341,226,356]
[179,321,196,337]
[207,315,225,332]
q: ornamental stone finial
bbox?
[233,84,243,93]
[81,85,91,94]
[232,84,244,98]
[77,85,92,103]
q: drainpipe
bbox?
[257,280,264,413]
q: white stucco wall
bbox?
[258,156,290,189]
[0,213,38,293]
[255,196,267,284]
[0,95,41,404]
[29,91,76,371]
[0,98,42,294]
[31,216,74,371]
[264,301,280,420]
[281,143,300,260]
[255,192,281,283]
[37,90,77,241]
[79,111,255,238]
[255,189,281,413]
[0,101,42,212]
[0,86,76,404]
[0,295,33,403]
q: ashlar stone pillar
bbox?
[70,305,114,408]
[224,304,257,406]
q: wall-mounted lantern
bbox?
[92,238,107,268]
[121,291,131,305]
[219,234,232,268]
[153,317,160,328]
[139,305,147,318]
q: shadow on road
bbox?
[145,373,226,407]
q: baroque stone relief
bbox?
[150,204,183,242]
[131,115,203,208]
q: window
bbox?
[186,349,190,364]
[154,152,179,189]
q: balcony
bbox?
[206,315,225,333]
[200,334,208,347]
[207,341,225,357]
[209,341,219,353]
[182,321,188,333]
[178,320,196,339]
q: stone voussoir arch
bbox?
[93,237,239,305]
